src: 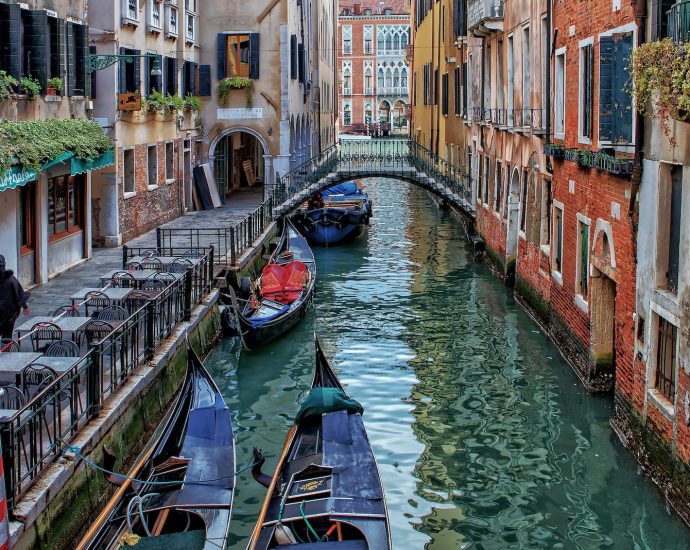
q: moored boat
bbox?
[77,347,235,550]
[247,338,391,549]
[292,181,372,246]
[227,219,316,351]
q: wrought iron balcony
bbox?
[668,1,690,43]
[467,0,504,33]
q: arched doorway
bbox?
[212,128,267,201]
[506,166,521,273]
[393,99,406,134]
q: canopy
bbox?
[295,387,364,424]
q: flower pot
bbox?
[46,86,57,96]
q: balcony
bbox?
[467,0,504,33]
[668,1,690,43]
[377,49,405,58]
[364,87,374,95]
[377,86,406,96]
[342,87,352,96]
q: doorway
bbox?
[589,267,616,379]
[505,167,521,282]
[213,131,265,201]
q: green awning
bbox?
[0,148,114,193]
[71,148,115,176]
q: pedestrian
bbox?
[0,255,30,340]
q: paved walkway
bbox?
[26,190,262,319]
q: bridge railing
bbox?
[338,139,412,176]
[408,141,473,205]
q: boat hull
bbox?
[293,208,369,246]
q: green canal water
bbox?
[206,179,690,549]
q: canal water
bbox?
[206,179,690,549]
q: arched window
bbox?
[401,32,408,49]
[343,103,351,126]
[393,68,400,88]
[393,33,400,52]
[377,68,384,88]
[364,102,372,123]
[385,34,392,51]
[364,66,373,92]
[343,67,351,92]
[385,68,392,88]
[401,67,408,88]
[377,32,385,52]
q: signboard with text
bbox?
[217,108,263,120]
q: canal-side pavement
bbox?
[24,190,262,319]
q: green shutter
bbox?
[613,32,633,144]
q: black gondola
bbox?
[247,338,391,549]
[77,347,235,550]
[228,219,316,351]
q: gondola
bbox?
[247,338,391,549]
[292,181,372,246]
[227,219,316,351]
[77,347,235,550]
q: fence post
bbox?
[230,226,236,266]
[209,245,215,285]
[145,302,155,360]
[183,271,193,321]
[121,245,128,270]
[86,348,101,419]
[0,424,14,517]
[156,228,162,251]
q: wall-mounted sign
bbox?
[118,92,141,111]
[217,108,263,120]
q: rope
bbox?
[300,501,320,543]
[58,439,266,485]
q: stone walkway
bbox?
[26,190,262,319]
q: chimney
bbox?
[353,3,362,15]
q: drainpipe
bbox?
[430,0,436,153]
[545,0,552,173]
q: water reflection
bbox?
[206,180,690,549]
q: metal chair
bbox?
[83,320,113,345]
[110,271,135,288]
[97,305,128,321]
[141,257,163,270]
[45,339,81,357]
[22,363,58,398]
[0,384,26,410]
[182,250,202,259]
[30,322,63,352]
[141,249,159,257]
[127,261,144,271]
[125,291,151,314]
[53,305,81,317]
[142,279,166,291]
[0,339,20,353]
[167,260,190,274]
[85,291,111,317]
[154,271,176,283]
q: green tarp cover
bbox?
[71,148,115,175]
[295,387,364,424]
[119,529,206,549]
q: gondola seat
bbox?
[260,261,309,304]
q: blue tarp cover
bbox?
[322,181,361,198]
[248,304,289,328]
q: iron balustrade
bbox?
[228,198,274,265]
[1,247,214,508]
[669,1,690,43]
[155,228,230,264]
[407,141,473,204]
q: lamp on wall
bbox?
[268,126,273,137]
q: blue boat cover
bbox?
[322,181,361,198]
[248,304,289,328]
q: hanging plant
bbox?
[0,71,18,101]
[630,39,690,145]
[184,94,201,112]
[217,77,254,108]
[142,90,187,114]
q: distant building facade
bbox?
[338,0,411,135]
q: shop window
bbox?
[165,142,175,182]
[19,183,35,252]
[48,175,82,238]
[123,148,135,194]
[655,316,678,403]
[148,144,158,187]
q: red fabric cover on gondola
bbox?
[260,261,308,304]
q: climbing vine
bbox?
[630,39,690,144]
[0,119,112,173]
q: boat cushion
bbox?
[295,388,363,424]
[260,261,308,304]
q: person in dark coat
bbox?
[0,255,30,339]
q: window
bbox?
[165,142,175,182]
[462,62,468,116]
[441,73,448,115]
[497,39,504,113]
[541,18,548,121]
[364,63,373,94]
[552,203,563,274]
[541,178,552,246]
[661,165,683,293]
[165,56,177,95]
[166,5,178,36]
[599,31,634,143]
[186,13,195,43]
[655,316,678,403]
[576,218,590,298]
[219,34,260,79]
[343,102,352,126]
[342,25,352,54]
[579,42,594,140]
[66,22,88,96]
[19,183,35,252]
[434,68,439,105]
[148,0,162,31]
[118,47,140,94]
[507,36,514,125]
[554,49,566,138]
[47,175,82,237]
[522,27,530,112]
[364,25,373,54]
[342,62,352,94]
[478,153,484,204]
[483,156,490,204]
[123,148,135,194]
[454,67,461,115]
[145,54,162,96]
[495,161,502,213]
[484,44,491,111]
[185,0,196,12]
[519,169,527,232]
[148,144,158,187]
[125,0,139,22]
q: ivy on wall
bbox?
[0,119,112,173]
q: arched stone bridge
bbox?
[270,138,476,219]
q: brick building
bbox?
[338,0,411,135]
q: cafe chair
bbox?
[30,322,63,352]
[45,340,81,358]
[97,306,128,321]
[141,257,163,270]
[84,291,111,317]
[22,363,58,398]
[110,271,135,288]
[53,305,81,317]
[125,291,151,314]
[0,384,26,410]
[83,320,113,345]
[0,339,20,353]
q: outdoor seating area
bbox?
[0,247,215,509]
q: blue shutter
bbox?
[118,47,127,93]
[613,32,634,144]
[133,49,141,93]
[198,64,211,96]
[598,36,614,142]
[290,34,297,80]
[0,3,21,79]
[24,11,49,92]
[249,33,260,79]
[216,33,226,80]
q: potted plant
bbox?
[217,76,253,107]
[47,77,63,96]
[20,76,41,100]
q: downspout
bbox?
[435,2,442,156]
[545,0,552,173]
[431,0,436,153]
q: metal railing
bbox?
[669,1,690,43]
[228,198,274,264]
[1,247,215,507]
[468,0,504,30]
[408,141,473,205]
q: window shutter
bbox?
[290,34,298,80]
[652,0,676,40]
[89,45,97,99]
[462,61,467,114]
[198,64,211,96]
[298,43,305,83]
[249,32,260,79]
[66,22,75,95]
[133,49,141,94]
[216,33,226,80]
[51,18,66,83]
[118,47,127,94]
[0,3,21,79]
[24,11,49,92]
[598,36,614,142]
[614,32,634,143]
[77,24,89,96]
